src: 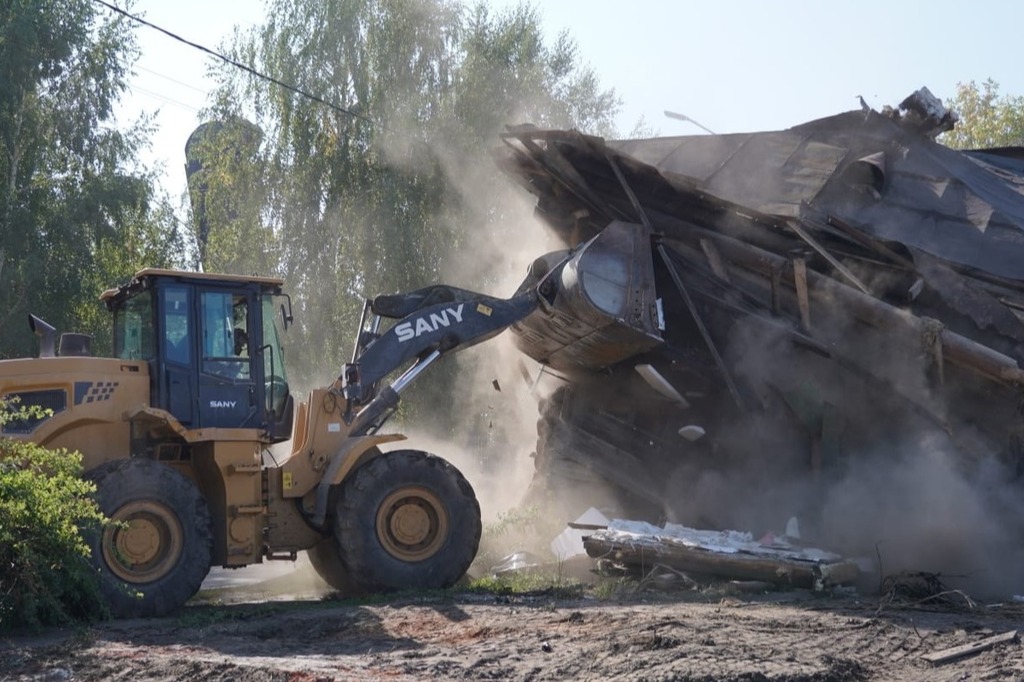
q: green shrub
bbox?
[0,433,109,632]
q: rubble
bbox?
[582,520,860,590]
[489,551,544,576]
[550,507,610,560]
[495,88,1024,568]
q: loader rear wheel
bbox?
[334,450,481,592]
[86,458,213,618]
[307,540,361,595]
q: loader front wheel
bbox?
[307,539,361,595]
[334,450,481,592]
[86,458,213,618]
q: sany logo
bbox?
[210,400,237,408]
[394,304,465,343]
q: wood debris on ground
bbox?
[583,520,861,589]
[921,630,1019,665]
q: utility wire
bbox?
[135,64,210,94]
[90,0,375,126]
[129,82,202,113]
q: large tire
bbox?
[86,458,213,618]
[334,450,481,592]
[307,539,361,595]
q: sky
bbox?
[110,0,1024,202]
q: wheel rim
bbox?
[102,500,184,584]
[375,486,449,562]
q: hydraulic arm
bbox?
[333,285,541,435]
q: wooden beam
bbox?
[921,630,1018,665]
[793,257,811,331]
[786,219,871,295]
[663,233,1024,387]
[658,244,746,411]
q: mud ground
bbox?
[2,562,1022,682]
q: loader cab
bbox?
[102,269,294,442]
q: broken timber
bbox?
[584,522,860,589]
[921,630,1019,665]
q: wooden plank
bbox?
[825,215,917,270]
[786,219,871,295]
[921,630,1018,664]
[793,258,811,331]
[547,419,660,501]
[568,522,609,530]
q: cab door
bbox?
[196,289,258,428]
[160,285,195,425]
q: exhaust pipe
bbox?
[28,314,56,358]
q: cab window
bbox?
[163,286,191,365]
[201,292,250,379]
[262,295,290,415]
[113,290,155,360]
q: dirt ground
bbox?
[2,563,1022,682]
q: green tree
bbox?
[201,0,620,389]
[942,79,1024,150]
[0,0,184,359]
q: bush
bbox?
[0,435,109,632]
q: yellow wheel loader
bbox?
[0,268,543,618]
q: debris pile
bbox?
[494,88,1024,578]
[583,520,860,590]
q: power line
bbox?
[135,64,210,95]
[128,82,203,113]
[90,0,375,126]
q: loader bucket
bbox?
[511,220,663,371]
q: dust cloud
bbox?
[819,439,1024,598]
[719,302,1024,598]
[373,101,569,547]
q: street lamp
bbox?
[664,110,716,135]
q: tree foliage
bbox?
[0,399,108,632]
[942,79,1024,150]
[0,0,183,358]
[199,0,620,390]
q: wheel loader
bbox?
[0,268,541,618]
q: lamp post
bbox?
[663,110,716,135]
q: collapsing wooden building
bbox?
[496,88,1024,546]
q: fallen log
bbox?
[584,521,860,590]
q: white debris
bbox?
[905,87,949,121]
[635,364,689,407]
[678,425,705,441]
[605,519,844,563]
[490,551,543,575]
[550,507,611,560]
